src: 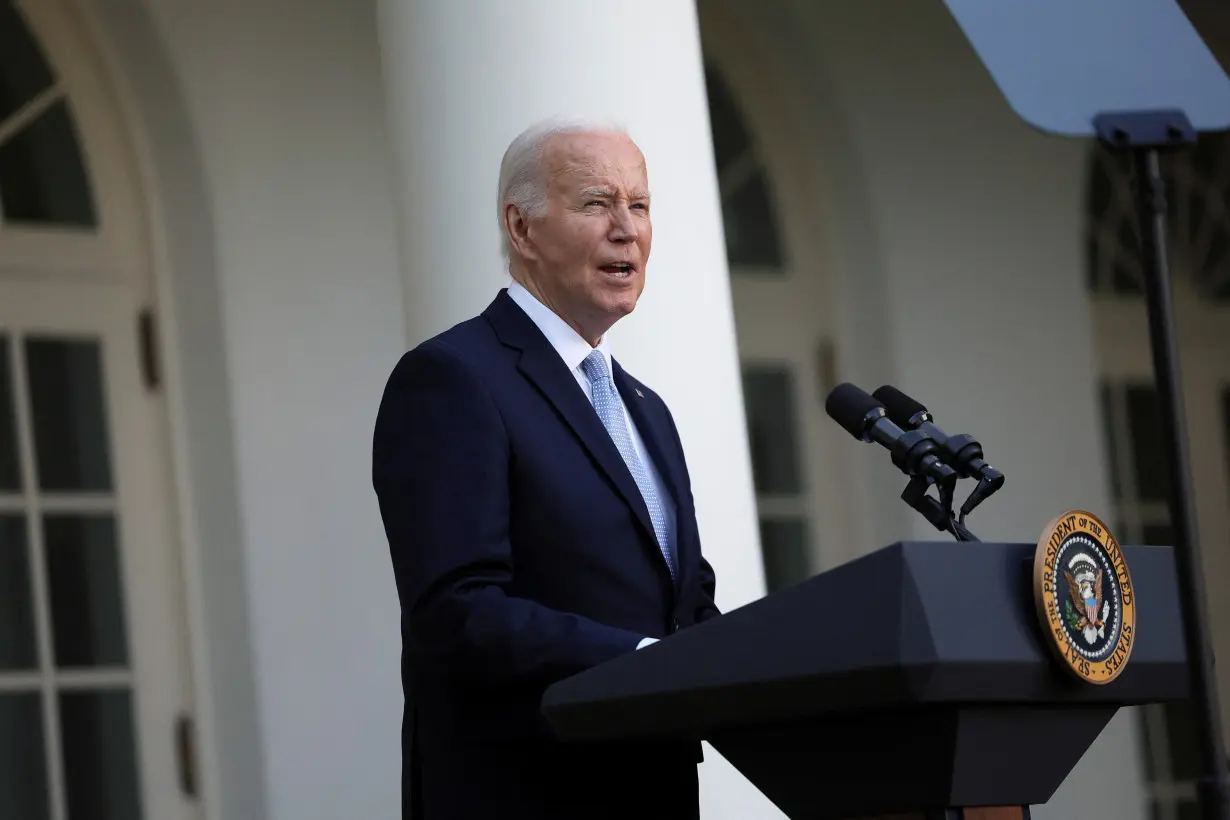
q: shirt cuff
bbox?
[636,637,659,650]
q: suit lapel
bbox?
[613,364,690,586]
[484,292,658,546]
[613,365,684,509]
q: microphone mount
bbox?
[870,409,959,491]
[879,418,976,539]
[873,386,1005,532]
[901,475,981,542]
[916,414,1003,521]
[825,383,973,542]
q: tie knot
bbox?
[581,350,612,389]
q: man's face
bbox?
[512,131,652,344]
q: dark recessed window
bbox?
[703,63,786,271]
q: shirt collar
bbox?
[506,280,614,382]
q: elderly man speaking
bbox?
[372,118,722,819]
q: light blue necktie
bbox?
[581,350,675,580]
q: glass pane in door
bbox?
[0,100,98,228]
[1124,385,1169,503]
[1177,798,1202,820]
[1222,385,1229,485]
[43,514,127,668]
[59,691,142,820]
[0,514,36,670]
[25,338,112,492]
[1162,698,1201,782]
[1142,524,1174,547]
[759,517,811,592]
[0,692,49,820]
[742,366,804,494]
[0,336,18,491]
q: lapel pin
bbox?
[635,388,644,398]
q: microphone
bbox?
[871,385,1004,518]
[824,383,957,488]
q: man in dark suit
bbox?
[372,118,722,819]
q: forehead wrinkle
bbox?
[546,158,601,195]
[543,136,649,199]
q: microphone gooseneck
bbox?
[872,385,1005,527]
[825,383,974,541]
[825,383,1001,542]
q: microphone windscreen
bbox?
[825,383,881,439]
[873,385,926,427]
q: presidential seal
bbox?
[1033,510,1136,685]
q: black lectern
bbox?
[541,542,1186,819]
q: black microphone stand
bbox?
[1095,109,1229,820]
[900,475,980,542]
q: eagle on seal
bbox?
[1066,567,1103,630]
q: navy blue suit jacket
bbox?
[372,290,721,819]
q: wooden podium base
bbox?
[845,808,1031,820]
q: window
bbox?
[742,365,812,591]
[1086,134,1230,301]
[0,0,96,228]
[703,63,786,271]
[703,55,825,587]
[1100,381,1201,820]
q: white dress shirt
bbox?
[506,281,673,649]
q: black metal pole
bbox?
[1132,145,1229,820]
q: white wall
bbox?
[92,0,409,818]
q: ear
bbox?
[503,202,538,260]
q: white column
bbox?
[376,2,777,817]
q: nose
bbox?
[608,205,638,244]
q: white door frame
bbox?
[0,280,196,820]
[1,0,199,816]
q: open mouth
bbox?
[598,262,635,278]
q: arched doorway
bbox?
[698,1,857,592]
[0,2,196,818]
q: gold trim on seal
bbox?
[1033,509,1136,685]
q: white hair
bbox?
[496,116,629,260]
